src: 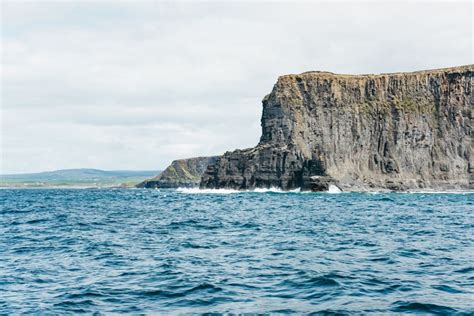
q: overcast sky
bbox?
[1,1,472,173]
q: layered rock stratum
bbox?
[137,156,218,188]
[201,65,473,191]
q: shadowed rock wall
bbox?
[137,156,219,188]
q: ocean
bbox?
[1,188,473,314]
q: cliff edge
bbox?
[137,156,219,188]
[201,65,473,191]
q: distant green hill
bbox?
[0,168,162,188]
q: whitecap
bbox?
[176,187,301,194]
[252,187,301,193]
[327,185,342,194]
[176,187,240,194]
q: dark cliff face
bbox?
[137,156,219,188]
[201,65,473,191]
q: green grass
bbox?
[356,97,436,116]
[0,169,161,188]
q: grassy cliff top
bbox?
[279,64,473,81]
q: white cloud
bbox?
[1,1,472,173]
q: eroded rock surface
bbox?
[201,65,473,191]
[137,156,219,188]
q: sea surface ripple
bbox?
[1,188,473,314]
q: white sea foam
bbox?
[176,187,301,194]
[252,187,301,193]
[176,186,348,194]
[176,186,473,195]
[327,185,342,194]
[176,187,240,194]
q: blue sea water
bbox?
[0,188,473,315]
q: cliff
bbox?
[201,65,473,191]
[137,156,219,188]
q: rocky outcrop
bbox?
[201,65,473,191]
[307,176,341,192]
[137,156,218,188]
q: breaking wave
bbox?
[327,185,342,193]
[176,187,301,194]
[176,186,345,194]
[176,187,240,194]
[177,187,302,194]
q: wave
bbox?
[176,187,240,194]
[176,186,473,195]
[176,186,348,194]
[391,301,458,314]
[176,187,301,194]
[253,187,301,193]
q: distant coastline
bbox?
[0,168,161,188]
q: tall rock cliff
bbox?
[137,156,218,188]
[201,65,473,191]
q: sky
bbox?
[1,1,472,174]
